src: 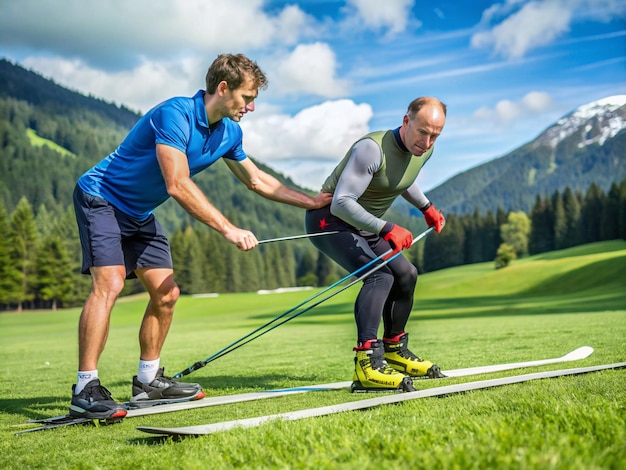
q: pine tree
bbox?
[9,197,39,311]
[619,180,626,240]
[529,194,554,254]
[315,251,335,286]
[296,249,316,281]
[562,187,581,248]
[237,247,262,292]
[263,244,284,290]
[278,243,296,287]
[201,230,227,293]
[481,210,499,261]
[463,211,483,264]
[601,182,621,241]
[423,214,465,271]
[580,182,604,243]
[0,201,22,308]
[552,191,567,250]
[36,234,74,310]
[55,205,91,303]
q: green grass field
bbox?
[1,241,625,469]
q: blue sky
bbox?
[0,0,624,191]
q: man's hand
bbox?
[380,223,413,255]
[222,226,258,251]
[421,203,445,233]
[310,192,333,209]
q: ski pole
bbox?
[198,227,434,366]
[258,231,339,244]
[173,226,434,378]
[173,240,393,379]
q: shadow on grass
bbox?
[2,396,71,420]
[189,372,326,391]
[246,288,625,326]
[5,372,325,423]
[245,255,625,327]
[128,434,194,445]
[522,256,626,295]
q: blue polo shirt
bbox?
[77,90,247,220]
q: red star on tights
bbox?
[319,218,329,230]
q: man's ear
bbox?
[216,81,229,96]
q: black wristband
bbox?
[419,201,432,212]
[379,221,394,237]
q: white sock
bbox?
[75,370,98,395]
[137,358,160,384]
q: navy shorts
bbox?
[73,185,173,279]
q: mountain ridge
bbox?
[423,95,626,215]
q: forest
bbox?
[1,178,625,312]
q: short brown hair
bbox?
[205,53,268,94]
[407,97,447,119]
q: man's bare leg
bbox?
[135,268,179,361]
[78,265,127,371]
[70,265,128,419]
[130,268,204,407]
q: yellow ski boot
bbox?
[383,333,446,378]
[351,339,416,393]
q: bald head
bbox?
[406,97,447,119]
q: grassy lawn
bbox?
[1,241,625,469]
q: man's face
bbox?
[401,104,446,156]
[218,78,258,122]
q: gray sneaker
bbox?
[69,378,127,419]
[130,367,205,408]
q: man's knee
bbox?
[153,278,180,309]
[396,264,418,293]
[365,268,395,291]
[90,267,127,298]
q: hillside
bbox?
[0,59,414,237]
[418,239,626,301]
[423,96,626,215]
[0,58,139,129]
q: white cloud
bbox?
[471,0,625,59]
[241,99,373,161]
[345,0,416,36]
[0,0,318,69]
[22,56,202,113]
[471,1,571,59]
[269,43,351,98]
[239,99,373,190]
[521,91,554,113]
[473,91,554,124]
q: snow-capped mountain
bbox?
[425,95,626,215]
[535,95,626,149]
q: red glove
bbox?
[380,223,413,254]
[421,203,445,233]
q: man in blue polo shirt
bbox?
[71,53,332,420]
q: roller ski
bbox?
[351,339,416,393]
[383,332,446,378]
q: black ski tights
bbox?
[305,208,418,343]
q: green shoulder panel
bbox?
[322,130,432,217]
